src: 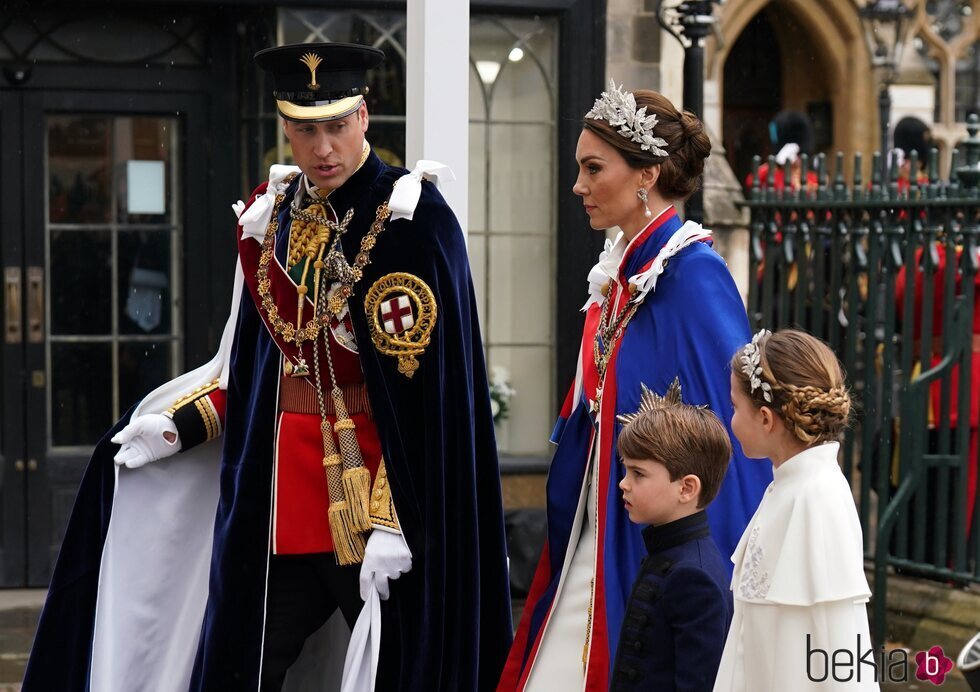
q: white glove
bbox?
[111,414,181,469]
[359,530,412,601]
[775,142,800,166]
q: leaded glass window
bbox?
[244,9,560,458]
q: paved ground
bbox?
[0,590,43,689]
[0,592,974,690]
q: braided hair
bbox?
[731,329,852,444]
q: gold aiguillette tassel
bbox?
[328,501,366,566]
[332,387,372,532]
[322,421,365,565]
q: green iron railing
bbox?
[740,113,980,642]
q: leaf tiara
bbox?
[739,329,773,403]
[586,79,670,157]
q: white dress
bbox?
[524,446,598,691]
[713,442,880,691]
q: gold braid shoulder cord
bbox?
[258,179,394,565]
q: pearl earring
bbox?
[637,188,652,218]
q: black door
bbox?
[0,88,209,586]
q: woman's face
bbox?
[572,128,649,233]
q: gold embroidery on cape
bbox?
[364,273,437,378]
[369,457,400,531]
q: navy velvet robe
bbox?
[24,152,512,691]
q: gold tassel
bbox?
[332,387,372,531]
[342,466,373,532]
[328,502,366,565]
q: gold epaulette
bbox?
[369,457,400,532]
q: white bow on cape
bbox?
[232,164,302,243]
[389,160,455,222]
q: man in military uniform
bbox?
[25,43,512,692]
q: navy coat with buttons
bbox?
[611,511,733,692]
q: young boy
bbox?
[611,378,735,692]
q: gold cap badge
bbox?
[300,52,323,91]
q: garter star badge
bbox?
[365,272,437,378]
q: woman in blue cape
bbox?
[499,83,772,691]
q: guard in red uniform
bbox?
[896,242,980,549]
[744,111,819,193]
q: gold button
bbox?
[377,479,386,488]
[374,490,383,499]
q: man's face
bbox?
[283,103,369,194]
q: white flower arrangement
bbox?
[586,80,669,157]
[489,365,517,425]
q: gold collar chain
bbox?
[591,286,642,413]
[255,175,395,347]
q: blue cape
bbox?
[502,210,771,689]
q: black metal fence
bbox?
[740,114,980,640]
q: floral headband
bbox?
[739,329,773,403]
[586,79,669,157]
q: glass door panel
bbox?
[2,87,208,587]
[45,115,181,452]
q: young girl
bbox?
[714,329,880,691]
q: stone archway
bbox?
[707,0,878,179]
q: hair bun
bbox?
[679,111,702,139]
[780,384,851,445]
[679,111,711,159]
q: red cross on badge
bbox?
[380,295,415,335]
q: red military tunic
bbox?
[168,181,386,554]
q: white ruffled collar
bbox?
[581,206,711,310]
